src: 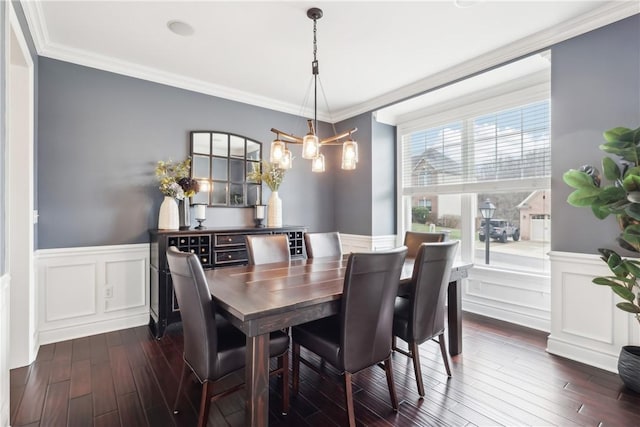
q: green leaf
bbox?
[611,285,636,302]
[623,174,640,192]
[626,204,640,221]
[616,302,640,313]
[624,260,640,278]
[567,188,601,206]
[563,170,597,189]
[598,186,626,203]
[604,127,632,142]
[592,205,611,219]
[602,157,621,180]
[623,224,640,246]
[593,277,622,287]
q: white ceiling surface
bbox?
[23,1,639,123]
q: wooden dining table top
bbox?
[204,256,470,328]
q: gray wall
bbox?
[333,112,373,236]
[551,14,640,254]
[38,58,336,248]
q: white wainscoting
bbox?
[36,244,150,345]
[548,251,640,373]
[340,234,397,253]
[463,266,551,332]
[0,274,10,427]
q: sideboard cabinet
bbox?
[149,226,306,338]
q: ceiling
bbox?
[22,1,639,123]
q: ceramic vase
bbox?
[267,191,282,227]
[178,198,190,230]
[158,196,179,230]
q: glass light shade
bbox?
[279,149,293,169]
[194,204,206,220]
[341,139,358,170]
[311,153,325,173]
[341,156,356,170]
[254,204,265,220]
[302,133,320,159]
[270,139,285,163]
[479,199,496,219]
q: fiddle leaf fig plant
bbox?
[563,126,640,251]
[595,248,640,324]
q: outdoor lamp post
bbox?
[479,199,496,264]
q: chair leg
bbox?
[197,380,212,427]
[344,372,356,427]
[173,362,189,414]
[392,335,397,351]
[411,341,425,397]
[279,351,290,415]
[383,356,399,411]
[292,342,300,396]
[438,333,452,377]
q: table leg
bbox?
[447,279,462,355]
[245,333,270,427]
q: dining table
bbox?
[205,255,472,426]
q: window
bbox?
[399,89,551,274]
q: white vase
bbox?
[158,196,179,230]
[267,191,283,227]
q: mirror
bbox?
[190,131,262,207]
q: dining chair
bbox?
[392,240,459,397]
[291,246,408,426]
[166,247,290,427]
[245,234,291,265]
[403,230,448,258]
[304,231,343,258]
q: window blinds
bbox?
[401,100,550,195]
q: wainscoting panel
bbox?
[463,266,551,332]
[36,244,150,345]
[548,251,640,373]
[0,274,10,427]
[340,234,397,253]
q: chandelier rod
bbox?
[270,125,357,145]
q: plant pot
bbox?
[618,345,640,393]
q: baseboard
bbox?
[0,274,10,427]
[463,300,550,332]
[38,312,149,345]
[547,335,619,373]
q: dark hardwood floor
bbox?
[10,312,640,426]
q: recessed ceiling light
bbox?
[454,0,483,8]
[167,20,194,37]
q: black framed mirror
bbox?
[190,131,262,207]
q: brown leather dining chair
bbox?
[404,230,448,258]
[291,246,408,426]
[392,240,459,397]
[166,247,290,427]
[304,231,343,258]
[245,234,291,265]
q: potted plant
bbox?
[155,157,199,230]
[563,125,640,391]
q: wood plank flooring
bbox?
[10,312,640,426]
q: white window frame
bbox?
[395,75,551,266]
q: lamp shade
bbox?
[479,199,496,219]
[341,139,358,170]
[311,153,325,172]
[302,133,320,159]
[270,138,285,163]
[280,149,293,169]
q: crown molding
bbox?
[333,1,640,122]
[20,0,639,124]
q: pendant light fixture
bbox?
[270,7,358,172]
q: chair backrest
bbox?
[409,241,459,343]
[304,232,343,258]
[245,234,291,265]
[166,246,217,381]
[404,231,448,258]
[340,246,407,373]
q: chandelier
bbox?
[269,7,358,173]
